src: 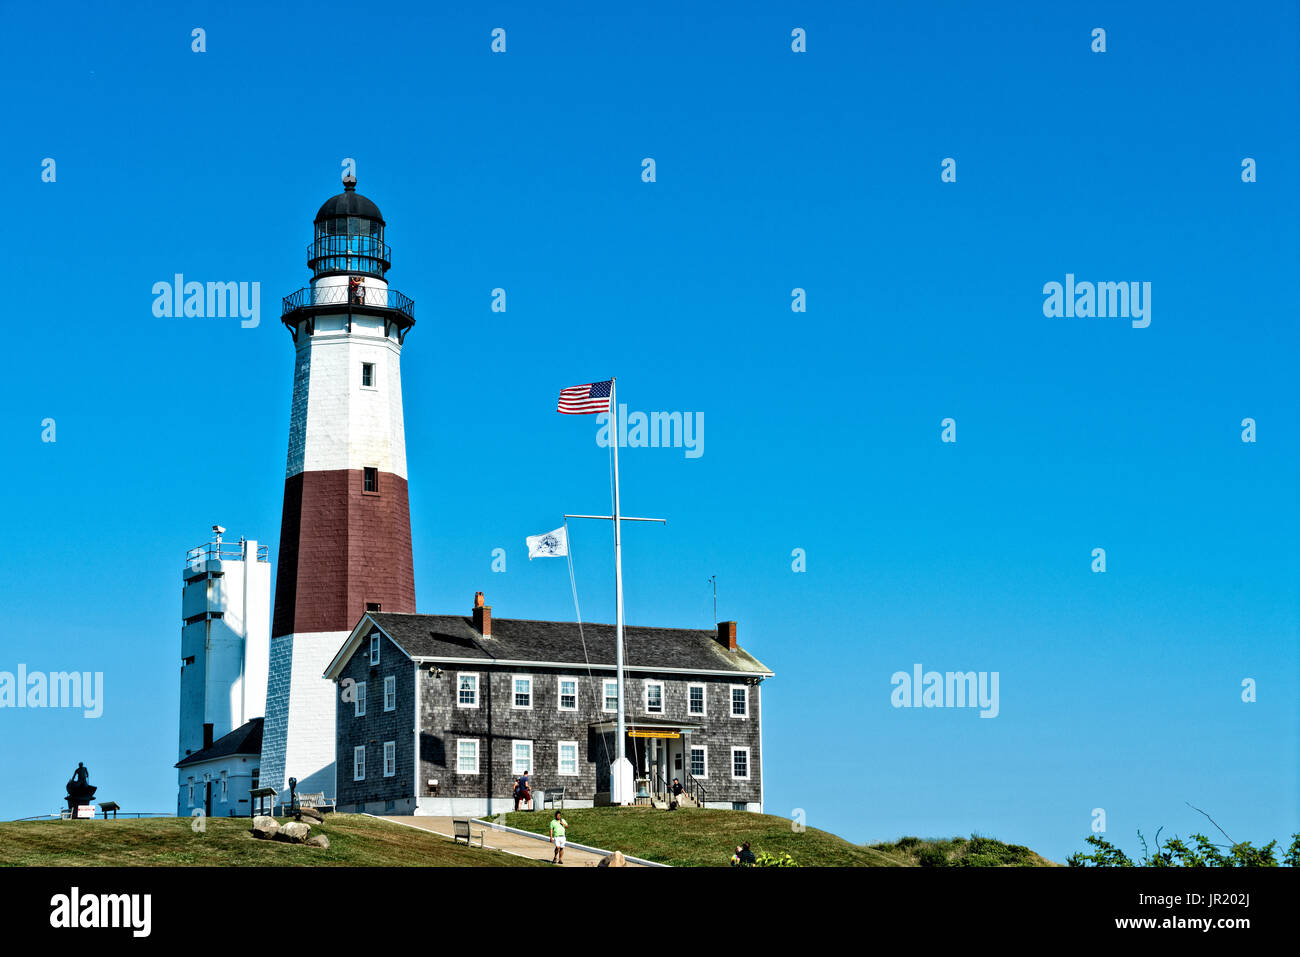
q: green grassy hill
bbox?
[0,814,543,867]
[493,807,1055,867]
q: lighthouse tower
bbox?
[260,175,417,797]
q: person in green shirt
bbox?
[549,811,568,864]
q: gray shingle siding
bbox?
[334,629,414,812]
[330,614,771,810]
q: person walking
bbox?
[513,770,531,811]
[549,810,569,864]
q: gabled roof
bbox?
[175,718,264,769]
[323,613,774,680]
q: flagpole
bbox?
[610,376,629,804]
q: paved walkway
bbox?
[381,815,646,867]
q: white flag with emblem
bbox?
[526,526,568,559]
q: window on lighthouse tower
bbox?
[363,467,378,494]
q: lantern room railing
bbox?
[281,284,415,325]
[307,234,391,278]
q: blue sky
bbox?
[2,0,1297,862]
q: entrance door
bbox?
[204,781,212,817]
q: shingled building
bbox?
[322,594,773,817]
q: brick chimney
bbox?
[716,620,737,650]
[473,591,491,638]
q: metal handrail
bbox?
[282,284,415,323]
[186,541,270,564]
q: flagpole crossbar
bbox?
[563,515,666,523]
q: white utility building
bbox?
[175,527,271,817]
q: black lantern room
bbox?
[308,174,390,279]
[281,175,415,342]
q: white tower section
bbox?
[177,530,271,762]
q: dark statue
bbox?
[287,776,299,813]
[65,762,96,812]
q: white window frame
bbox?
[602,678,618,713]
[730,684,749,718]
[361,361,377,391]
[219,770,228,801]
[558,740,579,777]
[512,739,533,775]
[187,777,194,806]
[383,674,396,712]
[383,741,396,777]
[688,682,707,716]
[557,677,579,712]
[644,679,665,715]
[689,744,708,779]
[354,681,367,717]
[353,745,366,781]
[731,746,750,780]
[369,634,381,665]
[457,672,479,709]
[512,675,533,710]
[456,738,480,775]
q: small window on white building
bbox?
[645,680,664,714]
[688,683,706,715]
[458,673,479,708]
[353,745,366,781]
[602,679,618,713]
[512,740,533,775]
[220,771,228,802]
[690,746,707,779]
[457,739,479,774]
[730,684,748,718]
[369,634,380,665]
[558,741,579,776]
[355,681,367,717]
[384,675,396,711]
[187,777,194,806]
[558,678,578,711]
[731,747,750,780]
[513,676,532,709]
[383,741,396,777]
[361,362,375,388]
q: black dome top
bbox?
[314,176,384,225]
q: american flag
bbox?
[557,380,613,414]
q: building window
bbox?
[512,740,533,775]
[644,680,664,714]
[361,362,375,388]
[690,746,707,779]
[355,681,367,717]
[731,747,750,780]
[220,771,228,802]
[512,676,532,709]
[602,679,618,713]
[363,467,379,493]
[366,602,382,613]
[187,778,194,806]
[688,683,706,716]
[353,745,366,781]
[457,673,479,708]
[383,741,396,777]
[730,684,748,718]
[732,802,748,811]
[383,675,396,712]
[558,741,579,776]
[251,768,259,792]
[456,739,479,774]
[558,678,578,712]
[369,634,380,665]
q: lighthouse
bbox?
[259,174,418,798]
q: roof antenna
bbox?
[707,575,717,624]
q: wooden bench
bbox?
[542,787,565,810]
[297,792,335,813]
[452,818,485,847]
